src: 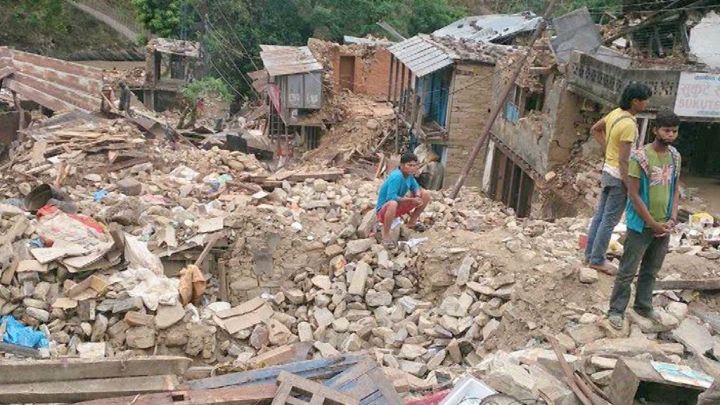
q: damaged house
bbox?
[387,13,539,188]
[483,4,720,218]
[138,38,201,112]
[259,45,324,150]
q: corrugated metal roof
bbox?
[388,35,454,78]
[259,46,323,77]
[432,13,541,43]
[389,34,514,77]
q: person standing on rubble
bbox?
[607,110,681,329]
[376,152,431,247]
[585,83,653,274]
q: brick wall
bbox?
[311,39,391,100]
[444,63,495,188]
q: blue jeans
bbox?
[585,172,627,265]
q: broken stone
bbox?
[398,360,427,377]
[249,324,270,349]
[400,344,427,360]
[332,317,349,333]
[117,177,142,196]
[91,314,108,342]
[314,341,340,357]
[357,210,378,239]
[485,361,537,400]
[440,296,466,318]
[345,239,373,256]
[348,261,370,295]
[666,302,688,320]
[341,333,363,352]
[311,275,332,290]
[567,323,604,345]
[628,309,677,333]
[124,311,155,327]
[427,349,446,370]
[155,304,186,329]
[591,356,617,370]
[365,290,392,307]
[672,317,715,354]
[298,322,313,342]
[125,326,155,349]
[25,307,50,323]
[579,268,599,284]
[483,319,500,341]
[268,319,295,346]
[455,255,475,286]
[77,342,106,358]
[313,307,335,328]
[285,289,305,305]
[591,370,613,385]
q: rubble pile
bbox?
[1,112,720,402]
[303,93,396,167]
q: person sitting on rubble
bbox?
[375,152,431,247]
[607,110,681,330]
[585,82,653,275]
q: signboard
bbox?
[674,72,720,118]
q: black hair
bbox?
[654,109,680,128]
[619,83,653,110]
[400,152,418,164]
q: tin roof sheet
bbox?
[259,46,323,77]
[432,13,541,43]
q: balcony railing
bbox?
[567,51,681,111]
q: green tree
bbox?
[132,0,184,38]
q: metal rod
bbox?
[449,0,557,199]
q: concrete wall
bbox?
[491,70,584,175]
[445,62,495,187]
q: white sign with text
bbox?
[674,72,720,118]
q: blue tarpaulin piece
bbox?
[93,189,109,202]
[1,315,49,349]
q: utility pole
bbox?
[449,0,557,199]
[199,0,210,77]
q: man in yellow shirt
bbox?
[585,83,652,274]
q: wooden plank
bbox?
[272,371,359,405]
[74,383,278,405]
[655,278,720,291]
[189,354,365,390]
[0,375,178,403]
[0,356,192,384]
[0,342,41,359]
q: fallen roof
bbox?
[343,35,395,46]
[148,38,200,58]
[388,34,515,77]
[259,46,323,77]
[432,12,542,43]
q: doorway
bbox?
[339,56,355,92]
[488,145,535,217]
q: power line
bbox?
[217,0,262,72]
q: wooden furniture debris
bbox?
[608,358,707,405]
[324,359,404,405]
[0,356,190,403]
[272,371,359,405]
[189,354,365,390]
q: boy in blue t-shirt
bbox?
[375,153,431,247]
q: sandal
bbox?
[410,223,427,232]
[382,240,397,249]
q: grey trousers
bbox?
[608,228,669,316]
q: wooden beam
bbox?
[189,354,365,390]
[0,356,192,384]
[74,383,278,405]
[0,375,179,403]
[655,278,720,291]
[0,342,41,359]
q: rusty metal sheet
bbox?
[260,46,322,77]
